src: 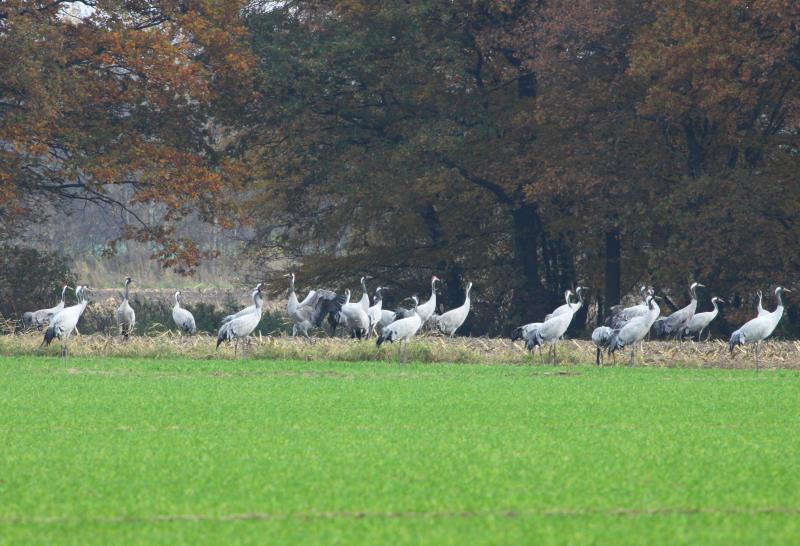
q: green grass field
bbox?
[1,357,799,545]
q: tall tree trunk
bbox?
[604,229,621,321]
[509,203,549,329]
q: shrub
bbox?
[0,246,76,320]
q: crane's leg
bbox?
[629,349,635,367]
[539,345,545,366]
[552,341,558,365]
[595,347,601,366]
[755,342,760,372]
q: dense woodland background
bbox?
[1,0,799,336]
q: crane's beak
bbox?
[718,298,726,303]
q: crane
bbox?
[729,286,790,371]
[368,286,385,337]
[26,284,70,330]
[415,275,440,324]
[223,283,264,324]
[511,289,575,342]
[681,297,724,341]
[376,298,422,361]
[336,286,370,339]
[591,326,614,366]
[756,290,768,317]
[43,285,89,358]
[116,277,135,340]
[172,291,197,334]
[285,273,317,338]
[431,282,472,338]
[605,286,651,329]
[545,287,587,320]
[652,282,704,339]
[217,285,264,356]
[607,295,661,366]
[522,291,577,364]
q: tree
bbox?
[0,0,254,271]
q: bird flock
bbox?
[23,275,790,369]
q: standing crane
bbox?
[681,297,724,341]
[522,291,578,364]
[545,287,587,320]
[431,282,472,337]
[591,326,614,366]
[116,277,135,340]
[511,289,575,342]
[25,284,70,329]
[607,295,661,366]
[217,285,264,356]
[415,275,440,325]
[605,286,651,329]
[336,286,370,339]
[729,286,790,371]
[652,282,704,339]
[223,283,264,324]
[368,287,385,337]
[376,297,422,361]
[43,285,89,358]
[172,291,197,335]
[285,273,317,338]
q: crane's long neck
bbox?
[60,286,67,303]
[775,290,784,311]
[430,279,437,303]
[123,282,129,301]
[254,292,263,311]
[175,293,181,308]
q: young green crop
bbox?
[1,358,798,545]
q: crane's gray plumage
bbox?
[116,276,135,340]
[368,287,385,337]
[756,290,768,317]
[605,286,651,329]
[652,282,704,339]
[681,297,723,340]
[432,282,472,337]
[591,326,614,365]
[545,287,587,321]
[511,322,542,342]
[26,285,70,329]
[730,287,789,371]
[523,290,578,364]
[416,276,440,324]
[217,286,264,353]
[608,296,661,365]
[172,291,196,334]
[223,283,264,324]
[43,285,89,357]
[376,298,422,362]
[337,286,370,339]
[286,273,316,338]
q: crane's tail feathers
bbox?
[376,330,393,346]
[607,332,624,355]
[729,330,745,353]
[216,323,232,348]
[42,326,56,346]
[510,326,524,342]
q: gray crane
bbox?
[337,287,370,339]
[681,297,724,341]
[116,277,135,340]
[368,287,385,337]
[415,275,440,324]
[522,293,578,364]
[431,282,472,338]
[756,290,768,317]
[285,273,317,338]
[608,295,661,366]
[43,285,90,358]
[25,284,70,330]
[591,326,614,366]
[652,282,704,339]
[172,291,197,334]
[730,286,790,371]
[545,287,587,320]
[511,289,574,342]
[223,283,264,324]
[605,286,650,328]
[376,297,422,361]
[217,285,264,356]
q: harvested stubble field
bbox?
[0,355,798,545]
[4,331,800,369]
